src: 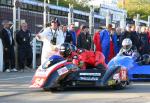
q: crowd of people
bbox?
[0,20,32,72]
[93,24,150,63]
[0,17,150,72]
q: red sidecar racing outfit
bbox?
[72,49,107,70]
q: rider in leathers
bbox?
[59,43,107,70]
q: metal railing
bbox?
[0,39,3,72]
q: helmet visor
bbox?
[123,45,131,51]
[59,50,65,57]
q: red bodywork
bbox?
[30,61,72,88]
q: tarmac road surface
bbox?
[0,71,150,103]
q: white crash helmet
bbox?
[122,38,132,51]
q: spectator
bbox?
[36,17,65,64]
[138,26,149,55]
[116,27,122,50]
[77,25,91,50]
[121,24,141,51]
[69,23,77,46]
[148,27,150,45]
[16,22,32,71]
[100,24,112,63]
[0,20,17,72]
[93,26,103,52]
[62,25,73,44]
[108,28,119,61]
[76,24,84,37]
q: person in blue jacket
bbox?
[110,28,120,54]
[100,24,119,63]
[69,23,77,46]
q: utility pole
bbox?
[56,0,59,6]
[89,5,94,36]
[13,0,21,69]
[0,39,3,72]
[135,14,140,27]
[13,0,17,38]
[148,16,150,27]
[89,5,94,50]
[47,0,50,23]
[68,4,74,26]
[106,10,112,27]
[120,11,126,30]
[43,0,47,29]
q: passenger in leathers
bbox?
[72,49,107,70]
[59,43,107,70]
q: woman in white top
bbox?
[36,17,65,64]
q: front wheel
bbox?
[113,81,128,90]
[43,87,52,91]
[43,87,64,92]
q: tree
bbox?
[36,0,90,11]
[118,0,150,20]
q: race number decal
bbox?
[32,78,45,87]
[57,67,68,75]
[120,69,127,81]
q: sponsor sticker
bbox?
[80,77,99,81]
[31,78,45,87]
[57,67,69,75]
[120,69,127,81]
[79,73,101,76]
[35,69,47,77]
[113,73,120,80]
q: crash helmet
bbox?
[142,54,150,64]
[70,44,77,52]
[122,38,132,52]
[59,43,72,58]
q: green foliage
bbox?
[118,0,150,20]
[36,0,90,11]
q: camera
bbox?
[51,37,56,45]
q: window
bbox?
[0,0,7,5]
[6,0,12,5]
[22,3,27,9]
[50,9,55,14]
[54,10,58,15]
[58,10,62,15]
[28,4,33,10]
[32,5,38,11]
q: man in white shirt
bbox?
[36,17,65,64]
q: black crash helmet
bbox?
[59,43,72,58]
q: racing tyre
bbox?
[113,81,127,90]
[43,87,51,91]
[43,87,64,92]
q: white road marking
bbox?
[0,76,32,81]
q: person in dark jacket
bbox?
[16,22,32,71]
[77,25,91,50]
[0,20,17,72]
[62,25,73,44]
[121,24,141,51]
[116,27,122,50]
[138,26,150,55]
